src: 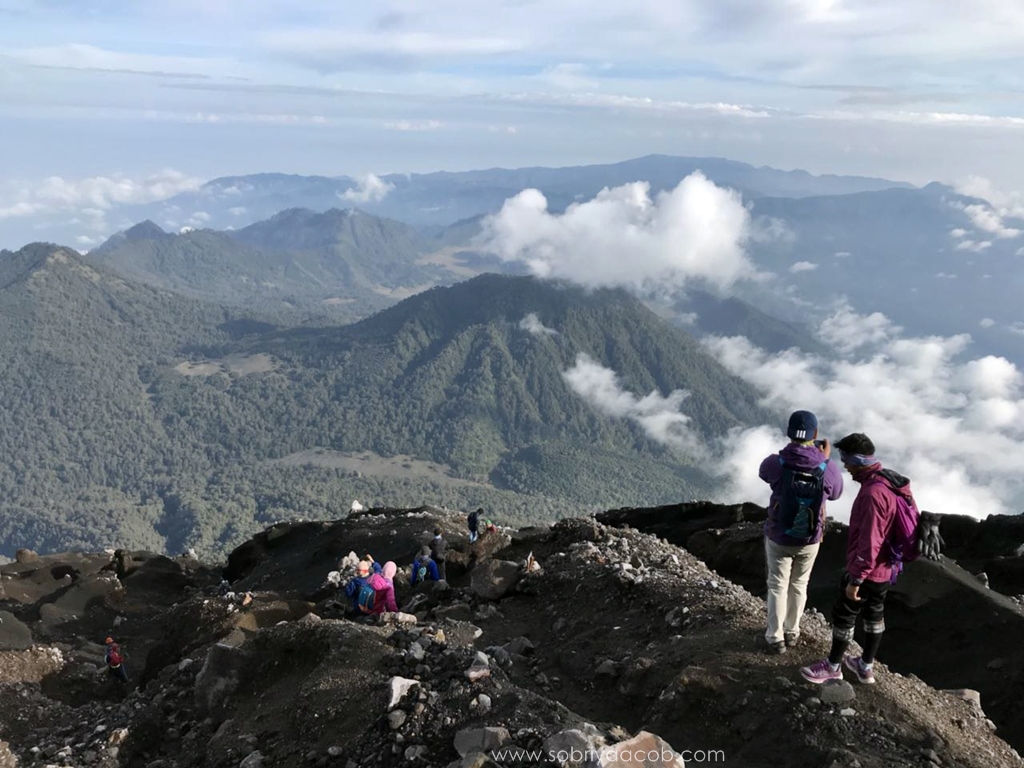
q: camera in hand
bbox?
[814,439,826,449]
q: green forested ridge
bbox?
[0,246,771,558]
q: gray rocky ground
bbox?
[0,505,1021,768]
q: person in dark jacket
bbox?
[104,637,129,683]
[801,433,914,685]
[430,528,448,581]
[410,547,440,586]
[759,410,843,654]
[467,509,481,543]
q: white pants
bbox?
[764,537,820,643]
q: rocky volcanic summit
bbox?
[1,504,1022,768]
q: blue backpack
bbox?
[777,459,827,542]
[357,581,377,614]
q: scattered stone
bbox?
[388,677,419,710]
[389,710,407,730]
[453,727,511,758]
[820,681,856,705]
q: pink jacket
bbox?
[846,467,913,583]
[365,573,397,614]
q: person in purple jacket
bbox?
[759,410,843,654]
[801,432,915,685]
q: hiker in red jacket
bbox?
[104,636,129,683]
[801,433,916,686]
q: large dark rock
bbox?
[597,501,766,547]
[471,560,521,601]
[0,610,32,650]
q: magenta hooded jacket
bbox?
[365,572,398,614]
[846,467,914,583]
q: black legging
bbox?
[828,572,888,664]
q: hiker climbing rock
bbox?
[759,410,844,654]
[467,508,481,543]
[410,547,440,586]
[430,527,448,581]
[801,432,916,686]
[104,636,129,683]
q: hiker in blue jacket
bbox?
[344,557,382,613]
[410,547,440,586]
[759,410,843,654]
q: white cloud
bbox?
[961,203,1021,239]
[480,173,760,292]
[562,353,705,456]
[818,301,899,354]
[1009,323,1024,336]
[702,310,1024,520]
[980,318,996,328]
[228,206,247,216]
[834,251,851,258]
[340,173,395,204]
[955,177,1024,239]
[186,211,211,227]
[955,239,992,252]
[957,175,1024,218]
[382,119,443,131]
[935,272,957,279]
[949,228,967,238]
[519,313,558,336]
[789,261,818,273]
[0,170,202,225]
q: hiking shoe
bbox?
[844,656,876,684]
[763,639,787,655]
[784,632,800,648]
[800,659,842,684]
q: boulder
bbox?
[0,610,32,650]
[819,680,856,705]
[453,727,510,757]
[388,677,419,710]
[597,731,684,767]
[544,726,606,767]
[195,643,248,714]
[471,560,522,601]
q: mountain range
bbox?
[0,244,771,557]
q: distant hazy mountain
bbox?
[45,155,913,244]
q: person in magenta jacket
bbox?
[801,432,916,685]
[759,410,844,654]
[364,561,399,614]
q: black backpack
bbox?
[776,459,827,542]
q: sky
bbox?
[493,175,1024,520]
[2,0,1024,196]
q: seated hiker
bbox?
[358,561,399,615]
[484,518,497,535]
[410,547,440,586]
[104,637,129,683]
[344,557,382,612]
